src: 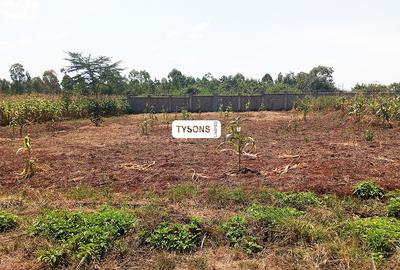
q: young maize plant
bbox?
[149,107,158,126]
[294,98,311,122]
[16,135,36,179]
[182,110,192,120]
[161,106,168,124]
[218,103,224,116]
[140,118,148,135]
[245,100,251,116]
[224,104,233,119]
[218,117,256,172]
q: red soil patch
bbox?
[1,111,399,195]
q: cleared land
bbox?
[0,111,400,270]
[1,111,399,194]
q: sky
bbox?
[0,0,399,90]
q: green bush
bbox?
[386,197,400,218]
[352,180,384,200]
[28,206,135,268]
[347,217,400,260]
[220,216,262,254]
[140,217,203,252]
[0,211,18,232]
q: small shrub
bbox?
[352,180,384,200]
[220,216,262,254]
[386,197,400,218]
[294,98,311,122]
[140,217,203,252]
[364,128,374,142]
[0,211,18,232]
[346,217,400,260]
[88,99,103,126]
[28,207,135,268]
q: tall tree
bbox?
[168,68,186,92]
[9,63,29,94]
[43,70,61,94]
[261,73,273,84]
[63,52,123,95]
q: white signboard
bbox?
[172,120,221,139]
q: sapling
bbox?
[245,100,251,116]
[224,103,233,119]
[182,110,192,120]
[161,106,168,123]
[294,98,311,122]
[259,102,267,111]
[364,127,374,142]
[218,103,224,116]
[218,117,256,172]
[140,118,148,135]
[16,135,36,179]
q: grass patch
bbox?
[246,204,304,229]
[0,211,18,232]
[207,186,253,207]
[28,206,135,268]
[274,191,321,210]
[352,180,384,200]
[346,217,400,260]
[166,183,198,203]
[140,217,203,252]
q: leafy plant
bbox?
[16,135,36,179]
[218,117,256,172]
[386,197,400,218]
[218,103,224,116]
[346,217,400,260]
[244,100,251,115]
[349,95,366,122]
[0,211,18,232]
[28,207,135,268]
[181,109,192,120]
[364,127,374,142]
[258,102,267,111]
[221,216,262,254]
[352,180,384,200]
[140,217,203,252]
[161,106,168,123]
[294,98,311,122]
[88,99,103,126]
[224,103,233,119]
[140,118,148,135]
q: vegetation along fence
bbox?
[128,92,357,113]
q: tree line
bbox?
[0,52,398,96]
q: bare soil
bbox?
[1,111,399,195]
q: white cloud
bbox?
[0,0,40,20]
[188,21,211,40]
[165,29,181,39]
